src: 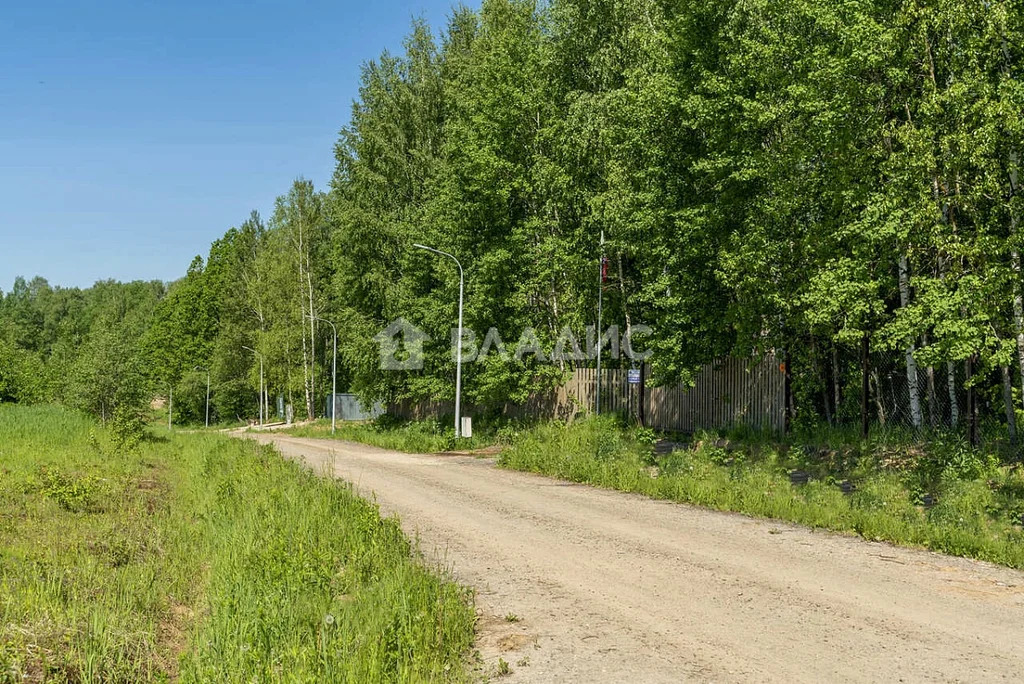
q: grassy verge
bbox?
[498,416,1024,569]
[278,416,514,454]
[0,405,475,682]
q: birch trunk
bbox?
[297,221,313,420]
[999,35,1024,411]
[948,361,959,427]
[1009,159,1024,411]
[871,369,887,425]
[617,253,634,361]
[899,256,923,428]
[923,333,937,427]
[306,247,317,420]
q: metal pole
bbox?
[331,327,337,433]
[861,334,870,440]
[195,366,210,428]
[455,264,464,438]
[597,231,604,415]
[414,244,465,438]
[168,384,173,431]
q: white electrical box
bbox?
[461,416,472,438]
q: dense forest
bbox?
[2,0,1024,435]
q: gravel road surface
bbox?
[248,433,1024,683]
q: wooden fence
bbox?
[392,354,786,434]
[571,355,786,433]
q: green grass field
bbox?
[0,405,475,683]
[498,416,1024,569]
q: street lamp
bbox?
[307,314,338,434]
[194,365,210,428]
[242,346,265,427]
[413,243,464,438]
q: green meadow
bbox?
[0,405,474,683]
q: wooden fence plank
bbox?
[390,354,785,434]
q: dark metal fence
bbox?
[787,339,1019,453]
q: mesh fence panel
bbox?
[789,340,1019,454]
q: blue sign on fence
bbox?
[628,369,641,385]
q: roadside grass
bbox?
[497,416,1024,569]
[0,404,475,682]
[279,416,518,454]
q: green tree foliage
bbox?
[5,0,1024,436]
[0,278,161,435]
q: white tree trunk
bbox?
[948,361,959,427]
[1009,159,1024,411]
[1000,37,1024,410]
[899,256,923,428]
[297,221,313,420]
[1013,247,1024,404]
[306,249,317,420]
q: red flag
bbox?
[601,256,609,282]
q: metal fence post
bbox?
[861,335,870,440]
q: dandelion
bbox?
[324,614,336,627]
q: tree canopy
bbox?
[4,0,1024,434]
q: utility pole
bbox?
[307,314,338,434]
[194,365,210,428]
[414,244,465,438]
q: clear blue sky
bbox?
[0,0,468,290]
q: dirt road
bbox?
[249,433,1024,683]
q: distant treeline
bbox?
[3,0,1024,430]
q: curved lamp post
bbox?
[413,243,464,438]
